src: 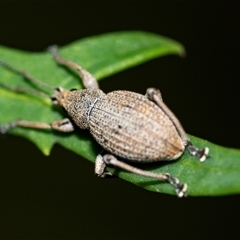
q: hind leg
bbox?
[95,152,188,198]
[146,88,209,162]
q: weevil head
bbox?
[51,88,105,129]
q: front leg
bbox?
[97,153,187,198]
[0,118,75,134]
[48,45,99,89]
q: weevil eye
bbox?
[70,88,77,92]
[50,96,58,104]
[55,87,61,92]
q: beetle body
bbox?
[0,45,209,197]
[61,88,184,162]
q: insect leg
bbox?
[95,153,113,177]
[102,154,188,197]
[146,88,209,162]
[145,87,163,101]
[48,45,99,89]
[0,118,75,134]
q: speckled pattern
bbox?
[64,89,184,162]
[63,88,105,129]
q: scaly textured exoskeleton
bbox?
[0,46,209,197]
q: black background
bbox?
[1,1,240,239]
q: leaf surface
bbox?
[1,31,239,196]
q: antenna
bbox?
[0,82,50,98]
[0,59,55,97]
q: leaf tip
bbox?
[179,48,187,58]
[40,147,51,156]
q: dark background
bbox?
[1,1,240,239]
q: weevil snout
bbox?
[51,87,70,106]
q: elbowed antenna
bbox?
[0,58,55,98]
[0,82,50,98]
[0,58,56,89]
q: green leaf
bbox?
[0,31,184,158]
[116,135,240,196]
[1,31,239,197]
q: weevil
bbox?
[0,46,209,197]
